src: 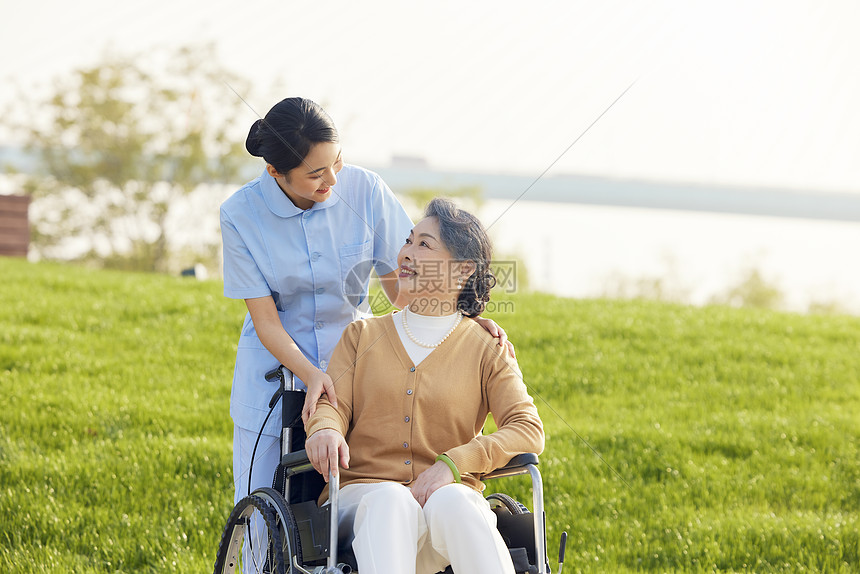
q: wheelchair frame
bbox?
[215,365,559,574]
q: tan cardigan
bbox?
[305,312,544,501]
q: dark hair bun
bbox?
[245,119,265,157]
[245,98,339,173]
[459,268,496,317]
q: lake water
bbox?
[477,198,860,315]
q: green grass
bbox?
[1,258,858,573]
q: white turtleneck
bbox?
[393,307,462,366]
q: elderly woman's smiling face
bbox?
[397,216,469,312]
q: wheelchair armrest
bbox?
[481,453,539,480]
[280,449,315,478]
[281,450,540,480]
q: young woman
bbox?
[305,198,544,574]
[220,98,510,504]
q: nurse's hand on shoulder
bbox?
[411,461,455,507]
[301,369,338,424]
[306,429,349,482]
[473,316,516,360]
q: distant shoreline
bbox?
[371,165,860,223]
[2,145,859,222]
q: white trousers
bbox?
[232,424,280,503]
[336,482,515,574]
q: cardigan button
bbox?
[406,389,413,395]
[404,416,410,423]
[403,442,408,448]
[410,367,416,372]
[405,460,411,465]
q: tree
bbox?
[7,45,251,272]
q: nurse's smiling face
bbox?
[267,141,343,210]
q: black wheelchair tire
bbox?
[254,487,302,571]
[213,495,286,574]
[486,492,529,515]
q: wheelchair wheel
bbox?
[214,495,286,574]
[254,487,303,569]
[486,492,529,515]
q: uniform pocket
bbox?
[339,240,374,308]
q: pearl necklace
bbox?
[401,305,463,349]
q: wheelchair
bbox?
[214,366,567,574]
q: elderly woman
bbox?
[305,198,544,574]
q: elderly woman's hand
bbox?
[306,429,349,482]
[410,461,455,507]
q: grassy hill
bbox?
[1,258,857,573]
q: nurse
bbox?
[220,97,508,503]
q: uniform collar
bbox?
[259,169,341,218]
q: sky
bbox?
[2,0,859,193]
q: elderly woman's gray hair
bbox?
[423,197,496,318]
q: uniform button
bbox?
[405,460,411,465]
[403,442,408,448]
[315,287,324,295]
[406,389,413,395]
[311,252,321,261]
[404,416,410,423]
[410,367,416,372]
[319,360,327,370]
[315,321,324,330]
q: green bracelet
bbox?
[435,454,462,484]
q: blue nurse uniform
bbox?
[220,164,413,437]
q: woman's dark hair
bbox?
[424,197,496,318]
[245,97,339,175]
